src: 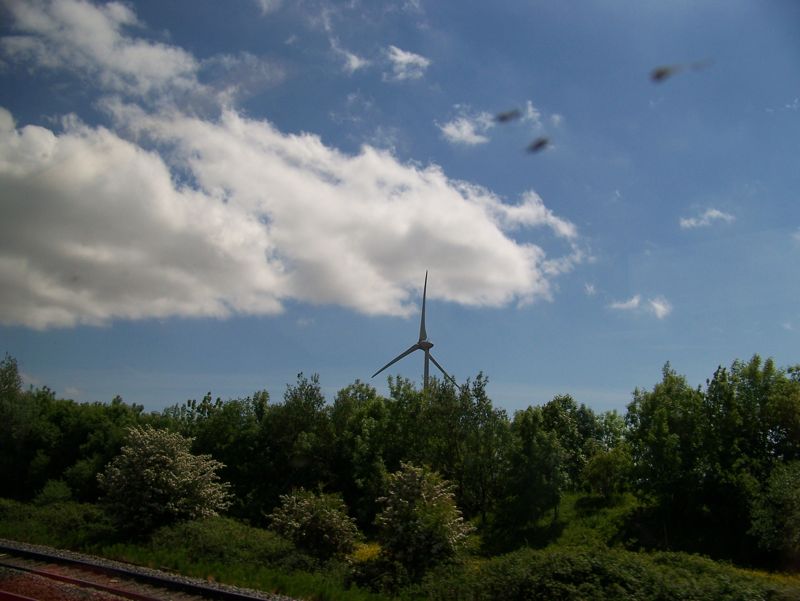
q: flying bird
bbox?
[495,108,522,123]
[526,136,550,153]
[372,271,458,390]
[650,59,712,83]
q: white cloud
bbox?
[384,45,430,81]
[437,110,494,146]
[610,295,641,311]
[0,2,585,330]
[647,296,672,319]
[1,0,199,97]
[679,208,735,229]
[329,37,370,74]
[255,0,282,15]
[480,190,577,240]
[0,0,283,104]
[1,104,583,329]
[609,294,671,319]
[0,107,284,329]
[584,283,596,296]
[523,100,542,128]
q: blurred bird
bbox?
[650,59,711,83]
[526,137,550,153]
[495,108,522,123]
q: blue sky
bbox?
[1,0,799,413]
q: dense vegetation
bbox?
[1,352,799,599]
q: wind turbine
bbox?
[372,271,458,390]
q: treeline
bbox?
[1,353,798,569]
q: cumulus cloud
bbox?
[0,1,585,330]
[384,45,430,81]
[0,104,582,329]
[679,208,735,229]
[0,107,284,329]
[609,294,671,319]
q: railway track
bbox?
[0,539,296,601]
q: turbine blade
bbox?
[428,353,457,387]
[419,270,428,342]
[372,343,421,378]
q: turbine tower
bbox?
[372,271,457,390]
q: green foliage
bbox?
[0,498,114,549]
[582,444,632,501]
[419,546,800,601]
[100,517,382,601]
[147,516,313,571]
[486,406,568,553]
[97,425,231,533]
[625,356,800,563]
[330,381,390,530]
[33,479,73,506]
[164,391,268,520]
[750,460,800,565]
[375,462,473,582]
[268,488,361,561]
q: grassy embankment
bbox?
[1,496,798,601]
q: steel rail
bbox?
[0,541,284,601]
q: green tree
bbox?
[268,488,361,561]
[488,406,567,551]
[626,363,705,547]
[750,460,800,566]
[581,443,632,501]
[375,462,472,582]
[329,381,389,529]
[98,425,231,533]
[164,391,268,520]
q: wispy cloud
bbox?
[438,99,552,147]
[609,294,671,319]
[437,109,494,145]
[0,0,283,105]
[610,295,641,311]
[647,296,672,319]
[330,37,370,74]
[679,208,735,229]
[255,0,282,15]
[584,283,596,296]
[384,45,430,81]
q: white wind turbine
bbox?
[372,271,458,390]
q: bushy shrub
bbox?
[268,488,360,561]
[149,516,315,572]
[419,546,800,601]
[97,425,231,533]
[375,463,472,582]
[0,498,114,549]
[33,479,73,506]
